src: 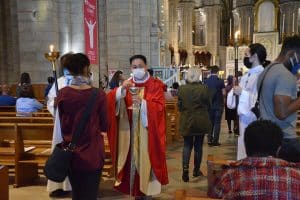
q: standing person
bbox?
[258,35,300,162]
[109,70,124,89]
[107,55,168,199]
[232,43,266,160]
[44,77,55,98]
[16,72,31,97]
[178,67,211,182]
[204,66,225,146]
[224,75,237,135]
[57,53,108,200]
[0,84,16,106]
[46,53,73,198]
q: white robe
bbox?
[236,65,264,160]
[46,77,72,192]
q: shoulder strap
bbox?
[69,88,98,150]
[257,63,277,103]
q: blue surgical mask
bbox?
[290,53,300,75]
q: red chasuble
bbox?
[107,76,168,196]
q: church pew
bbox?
[175,189,218,200]
[207,155,234,197]
[14,123,53,187]
[165,99,180,143]
[0,106,15,112]
[0,112,52,117]
[0,117,53,124]
[0,123,18,169]
[0,165,9,200]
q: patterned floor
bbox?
[9,120,237,200]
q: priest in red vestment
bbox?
[107,55,168,199]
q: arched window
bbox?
[258,1,275,32]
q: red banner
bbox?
[84,0,98,64]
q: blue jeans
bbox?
[278,138,300,162]
[208,108,223,144]
[182,135,205,170]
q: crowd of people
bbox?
[0,35,300,199]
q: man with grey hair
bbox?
[204,66,226,146]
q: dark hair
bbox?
[227,75,233,85]
[19,83,34,98]
[172,82,179,89]
[279,35,300,58]
[263,60,271,68]
[47,77,55,84]
[148,68,154,76]
[249,43,267,65]
[109,70,123,89]
[65,53,90,76]
[60,53,73,69]
[130,55,147,65]
[244,120,283,157]
[20,72,31,85]
[210,65,219,74]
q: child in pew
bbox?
[209,120,300,199]
[16,83,43,116]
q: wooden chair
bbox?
[0,165,9,200]
[0,123,18,169]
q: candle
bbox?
[248,17,250,36]
[49,44,54,52]
[292,13,295,33]
[234,30,240,42]
[229,18,232,38]
[282,14,285,34]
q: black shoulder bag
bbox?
[251,63,276,119]
[44,88,98,182]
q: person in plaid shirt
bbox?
[209,120,300,199]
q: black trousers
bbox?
[69,169,101,200]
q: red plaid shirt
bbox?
[210,157,300,200]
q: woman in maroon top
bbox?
[57,53,108,200]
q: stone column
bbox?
[0,0,20,84]
[168,0,179,64]
[179,0,194,65]
[194,9,201,46]
[203,0,221,66]
[280,0,300,36]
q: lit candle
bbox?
[49,44,54,52]
[229,18,232,38]
[234,30,240,42]
[282,14,285,34]
[248,17,250,37]
[292,13,295,33]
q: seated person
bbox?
[16,84,43,115]
[209,120,300,199]
[0,84,16,106]
[170,82,179,97]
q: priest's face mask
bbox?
[131,59,148,80]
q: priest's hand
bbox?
[233,86,242,96]
[122,80,134,89]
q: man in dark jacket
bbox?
[204,66,225,146]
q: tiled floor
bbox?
[9,120,237,200]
